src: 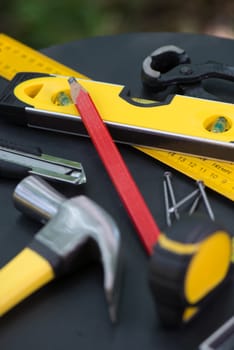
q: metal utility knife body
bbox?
[0,139,86,185]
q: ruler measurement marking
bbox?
[0,34,87,80]
[138,148,234,201]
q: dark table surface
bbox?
[0,32,233,350]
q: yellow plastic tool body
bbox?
[14,76,234,143]
[184,230,232,321]
[0,247,54,316]
[184,230,231,304]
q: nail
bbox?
[164,172,180,220]
[163,179,172,226]
[169,188,200,213]
[196,180,215,221]
[189,194,201,216]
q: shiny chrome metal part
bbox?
[0,144,86,185]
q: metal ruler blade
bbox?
[0,33,233,201]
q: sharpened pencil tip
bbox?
[68,76,83,103]
[68,77,77,85]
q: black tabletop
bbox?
[0,32,233,350]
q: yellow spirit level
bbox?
[0,72,234,163]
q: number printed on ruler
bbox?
[138,147,234,201]
[160,151,234,200]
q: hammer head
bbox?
[14,176,122,322]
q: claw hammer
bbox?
[0,175,122,321]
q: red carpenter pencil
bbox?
[68,77,161,255]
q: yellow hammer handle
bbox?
[0,247,55,316]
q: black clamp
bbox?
[141,45,234,101]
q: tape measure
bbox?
[149,214,233,327]
[0,33,233,201]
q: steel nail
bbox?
[164,171,180,220]
[169,188,200,213]
[163,179,172,226]
[196,180,215,221]
[188,194,201,216]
